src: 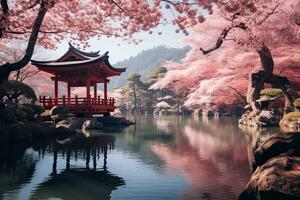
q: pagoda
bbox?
[32,43,126,117]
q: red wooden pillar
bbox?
[54,74,58,105]
[86,78,91,105]
[67,83,71,98]
[104,77,107,105]
[94,82,97,103]
[67,83,71,104]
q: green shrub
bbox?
[293,98,300,108]
[1,80,37,104]
[260,88,283,98]
[282,112,300,120]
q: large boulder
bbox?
[253,132,300,171]
[239,156,300,200]
[82,120,103,130]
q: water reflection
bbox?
[32,169,124,200]
[151,117,250,200]
[0,116,259,200]
[239,125,279,171]
[0,133,124,200]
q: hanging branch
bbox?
[227,86,246,104]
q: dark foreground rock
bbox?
[239,156,300,200]
[253,132,300,171]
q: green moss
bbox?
[282,112,300,120]
[293,98,300,108]
[260,88,283,98]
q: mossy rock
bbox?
[260,88,283,98]
[282,112,300,121]
[293,98,300,108]
[50,106,70,116]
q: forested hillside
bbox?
[109,45,191,89]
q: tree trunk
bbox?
[0,6,47,86]
[266,74,297,114]
[15,69,20,81]
[246,44,297,115]
[246,44,274,116]
[133,82,137,113]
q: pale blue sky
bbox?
[35,23,186,64]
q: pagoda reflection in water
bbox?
[0,132,125,200]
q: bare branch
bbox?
[200,22,247,54]
[227,86,246,104]
[108,0,127,13]
[256,3,280,25]
[161,0,198,6]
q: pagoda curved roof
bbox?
[31,51,126,76]
[68,42,100,58]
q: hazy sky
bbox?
[35,23,186,64]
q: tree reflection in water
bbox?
[151,116,251,200]
[0,116,267,200]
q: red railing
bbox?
[39,95,116,110]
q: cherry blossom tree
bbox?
[199,0,300,115]
[0,0,212,85]
[152,0,300,114]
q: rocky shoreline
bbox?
[239,132,300,200]
[0,105,134,144]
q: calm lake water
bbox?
[0,116,278,200]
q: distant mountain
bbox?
[109,45,191,90]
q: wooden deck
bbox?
[39,96,116,115]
